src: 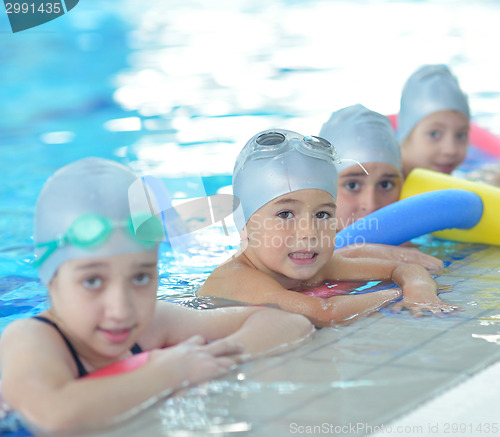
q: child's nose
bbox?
[297,217,317,239]
[441,134,461,156]
[105,284,134,321]
[359,189,377,213]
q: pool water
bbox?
[1,0,500,435]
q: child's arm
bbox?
[325,255,461,317]
[144,302,315,361]
[198,265,402,327]
[336,243,444,273]
[0,304,313,433]
[0,320,240,434]
[199,255,460,327]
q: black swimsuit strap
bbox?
[33,315,89,377]
[33,316,143,377]
[130,343,143,354]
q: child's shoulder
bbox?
[2,314,64,346]
[0,316,54,362]
[2,316,42,340]
[208,253,256,277]
[199,253,280,298]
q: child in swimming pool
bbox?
[0,158,313,434]
[320,104,403,230]
[197,129,460,327]
[397,64,470,177]
[319,104,443,271]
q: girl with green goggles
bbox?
[1,157,315,434]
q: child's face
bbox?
[336,162,402,231]
[244,189,337,285]
[48,251,158,361]
[402,110,469,177]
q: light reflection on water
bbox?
[112,0,500,181]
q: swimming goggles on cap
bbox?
[33,213,164,267]
[234,130,340,175]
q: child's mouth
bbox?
[288,251,318,264]
[434,163,455,174]
[99,327,133,344]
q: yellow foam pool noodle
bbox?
[400,168,500,245]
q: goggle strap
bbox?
[339,158,369,175]
[32,240,59,268]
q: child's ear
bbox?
[46,270,59,298]
[240,226,248,241]
[238,226,249,254]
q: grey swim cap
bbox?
[232,129,339,232]
[398,64,470,142]
[34,158,160,285]
[319,104,402,173]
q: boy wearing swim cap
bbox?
[198,129,460,327]
[319,104,443,271]
[0,158,313,434]
[398,64,470,177]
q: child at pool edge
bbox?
[397,64,470,178]
[319,104,443,272]
[0,158,314,434]
[197,129,461,327]
[398,66,500,192]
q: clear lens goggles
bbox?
[33,213,164,268]
[234,130,339,175]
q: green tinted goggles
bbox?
[33,213,164,268]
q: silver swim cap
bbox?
[34,158,161,285]
[398,64,470,142]
[319,104,402,173]
[232,129,339,232]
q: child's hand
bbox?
[391,283,462,317]
[150,335,243,388]
[389,263,461,318]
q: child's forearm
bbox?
[222,309,315,361]
[319,288,401,327]
[337,244,444,273]
[390,263,437,294]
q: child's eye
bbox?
[428,130,442,140]
[133,273,151,286]
[379,180,395,191]
[82,276,103,290]
[316,211,331,219]
[277,210,293,219]
[345,181,360,191]
[457,132,468,141]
